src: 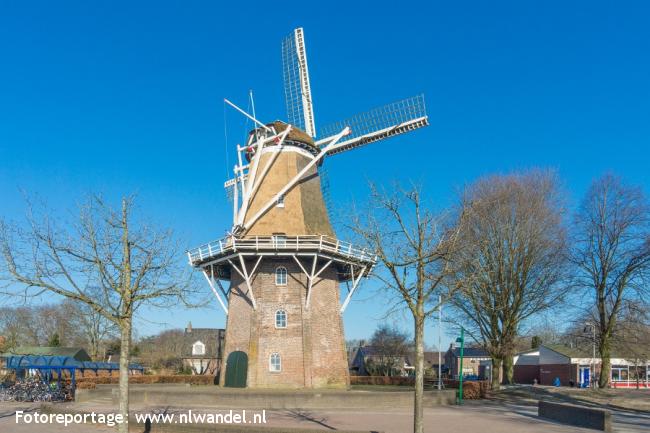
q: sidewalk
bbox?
[1,400,608,433]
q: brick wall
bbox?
[221,257,349,388]
[513,364,539,384]
[539,364,577,386]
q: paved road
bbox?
[1,403,113,432]
[463,400,650,433]
[1,401,648,432]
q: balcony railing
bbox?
[188,235,377,266]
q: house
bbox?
[514,344,600,386]
[444,344,491,379]
[349,346,413,377]
[409,351,446,377]
[2,346,91,361]
[181,322,225,376]
[513,344,650,388]
[512,347,542,384]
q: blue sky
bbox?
[1,1,649,349]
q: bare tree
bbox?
[62,298,118,359]
[137,329,188,372]
[0,196,195,432]
[0,308,21,350]
[572,174,650,388]
[449,170,567,387]
[0,304,80,347]
[350,183,463,433]
[367,324,411,377]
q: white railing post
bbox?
[219,239,223,253]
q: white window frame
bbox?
[275,266,288,286]
[273,233,287,248]
[269,353,282,372]
[275,309,287,329]
[192,340,206,356]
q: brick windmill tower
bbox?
[188,28,428,388]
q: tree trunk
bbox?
[118,318,131,433]
[90,335,98,360]
[491,357,502,390]
[413,314,425,433]
[502,354,514,385]
[599,338,611,389]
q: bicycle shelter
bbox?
[4,355,144,397]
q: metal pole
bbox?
[458,327,465,405]
[438,295,442,391]
[224,98,272,132]
[592,325,596,389]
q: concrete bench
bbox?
[538,400,612,432]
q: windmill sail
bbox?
[318,94,428,156]
[282,28,316,137]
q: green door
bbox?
[224,351,248,388]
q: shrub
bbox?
[76,382,96,390]
[444,380,489,399]
[350,376,414,386]
[75,375,215,386]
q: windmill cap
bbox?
[248,120,317,150]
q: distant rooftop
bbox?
[2,346,91,362]
[448,346,490,358]
[544,344,594,359]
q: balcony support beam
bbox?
[340,264,367,313]
[202,265,228,315]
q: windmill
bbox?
[188,28,428,388]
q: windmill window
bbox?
[277,194,285,208]
[275,267,288,285]
[273,233,287,247]
[275,309,287,328]
[192,341,206,356]
[269,353,281,372]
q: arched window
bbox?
[275,267,287,285]
[275,309,287,328]
[192,341,205,356]
[269,353,281,372]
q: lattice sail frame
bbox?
[318,94,428,156]
[282,28,316,137]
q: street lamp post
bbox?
[438,294,442,391]
[591,325,596,388]
[456,327,465,405]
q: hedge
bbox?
[75,375,216,386]
[350,376,415,386]
[350,376,489,399]
[444,380,490,399]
